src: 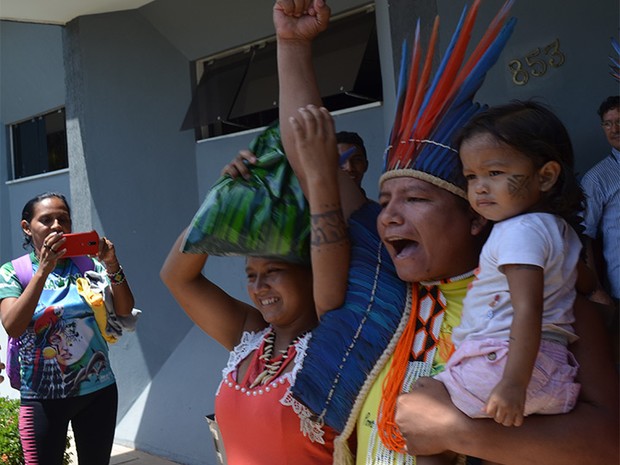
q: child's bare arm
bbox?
[486,264,543,426]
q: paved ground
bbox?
[67,436,182,465]
[108,444,182,465]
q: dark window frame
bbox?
[9,107,69,180]
[182,4,382,140]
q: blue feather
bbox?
[291,202,407,432]
[416,5,470,127]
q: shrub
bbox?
[0,397,72,465]
[0,397,21,465]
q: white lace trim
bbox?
[281,389,326,444]
[216,327,271,396]
[216,329,325,443]
[280,332,326,444]
[288,330,311,384]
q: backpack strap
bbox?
[71,255,96,275]
[11,254,95,289]
[7,254,32,390]
[11,254,34,289]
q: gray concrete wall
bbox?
[435,0,619,174]
[0,20,67,266]
[139,0,367,61]
[61,10,205,462]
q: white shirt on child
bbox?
[453,212,581,346]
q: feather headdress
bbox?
[291,3,517,454]
[610,36,619,81]
[380,0,517,199]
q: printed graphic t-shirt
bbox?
[0,254,116,399]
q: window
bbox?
[182,4,382,140]
[10,108,68,180]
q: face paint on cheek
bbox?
[507,174,531,199]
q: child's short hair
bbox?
[454,100,584,235]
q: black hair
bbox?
[455,100,585,237]
[597,95,619,119]
[21,192,71,249]
[336,131,367,160]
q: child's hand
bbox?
[289,104,339,179]
[485,379,526,427]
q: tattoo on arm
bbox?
[310,209,348,246]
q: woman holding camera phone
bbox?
[0,192,135,465]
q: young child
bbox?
[421,101,584,465]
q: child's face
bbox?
[460,133,548,222]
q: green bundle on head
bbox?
[182,122,311,264]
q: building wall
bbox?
[0,20,67,268]
[435,0,618,175]
[61,10,210,463]
[0,19,71,402]
[1,0,618,464]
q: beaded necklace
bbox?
[248,329,305,389]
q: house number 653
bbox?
[508,38,565,86]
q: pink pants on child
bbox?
[435,338,580,418]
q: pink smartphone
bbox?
[63,231,99,257]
